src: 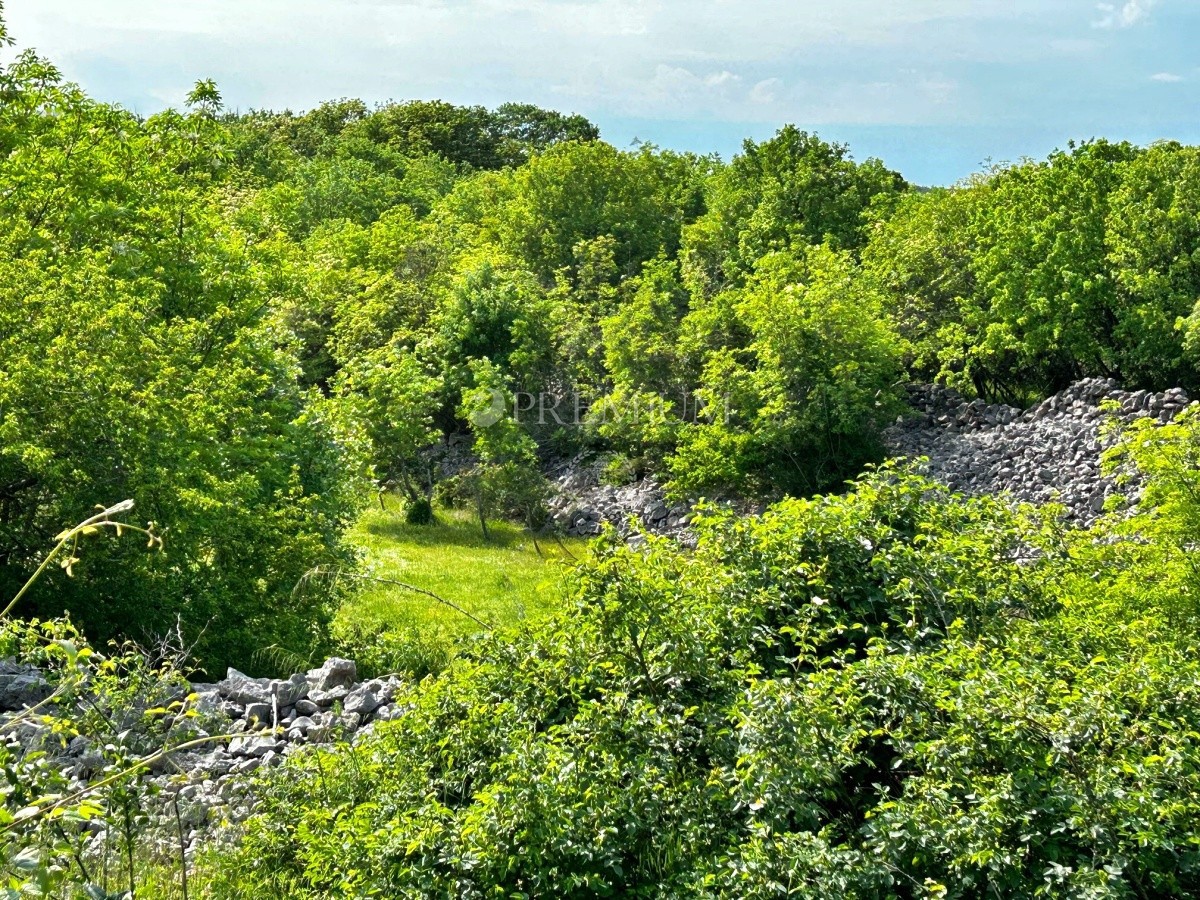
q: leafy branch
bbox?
[0,499,163,619]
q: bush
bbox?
[0,56,361,676]
[208,467,1200,899]
[404,497,436,526]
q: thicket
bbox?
[7,3,1200,671]
[206,439,1200,898]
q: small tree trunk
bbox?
[172,793,190,900]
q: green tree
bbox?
[454,360,549,540]
[336,345,442,511]
[670,245,903,496]
[683,126,907,296]
[0,57,359,674]
[494,141,709,283]
[1107,142,1200,389]
[491,101,600,166]
[861,183,985,382]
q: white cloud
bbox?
[704,71,741,88]
[1151,71,1184,82]
[750,78,782,105]
[0,0,1156,129]
[1093,0,1156,29]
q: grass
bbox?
[331,500,587,676]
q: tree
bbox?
[0,59,360,674]
[494,141,708,283]
[682,126,907,296]
[861,184,985,383]
[1107,142,1200,390]
[966,140,1141,398]
[669,245,904,497]
[424,254,555,418]
[336,345,441,512]
[491,102,600,166]
[454,360,549,540]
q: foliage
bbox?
[0,505,230,898]
[668,245,904,497]
[225,97,599,179]
[682,126,907,295]
[335,345,441,503]
[0,47,360,676]
[449,360,550,538]
[211,467,1200,899]
[863,141,1200,401]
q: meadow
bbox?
[330,501,586,677]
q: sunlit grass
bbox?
[331,500,587,674]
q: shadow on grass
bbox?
[362,507,574,558]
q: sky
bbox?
[3,0,1197,185]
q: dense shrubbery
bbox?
[19,14,1200,679]
[866,141,1200,402]
[205,450,1200,897]
[0,48,360,675]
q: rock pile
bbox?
[156,658,402,833]
[885,378,1194,524]
[546,460,696,542]
[0,656,404,858]
[188,658,403,769]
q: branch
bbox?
[0,500,161,620]
[304,567,492,630]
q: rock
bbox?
[306,658,357,693]
[188,689,223,716]
[0,671,52,710]
[309,685,349,707]
[218,669,270,706]
[344,686,380,716]
[243,702,272,724]
[228,735,282,759]
[884,378,1184,526]
[377,677,402,704]
[286,716,316,736]
[294,698,320,716]
[270,673,309,706]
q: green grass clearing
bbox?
[332,501,587,677]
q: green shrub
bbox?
[211,467,1183,898]
[404,497,436,526]
[0,53,361,676]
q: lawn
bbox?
[331,501,587,676]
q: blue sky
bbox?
[3,0,1196,185]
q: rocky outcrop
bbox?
[151,659,403,842]
[885,378,1194,524]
